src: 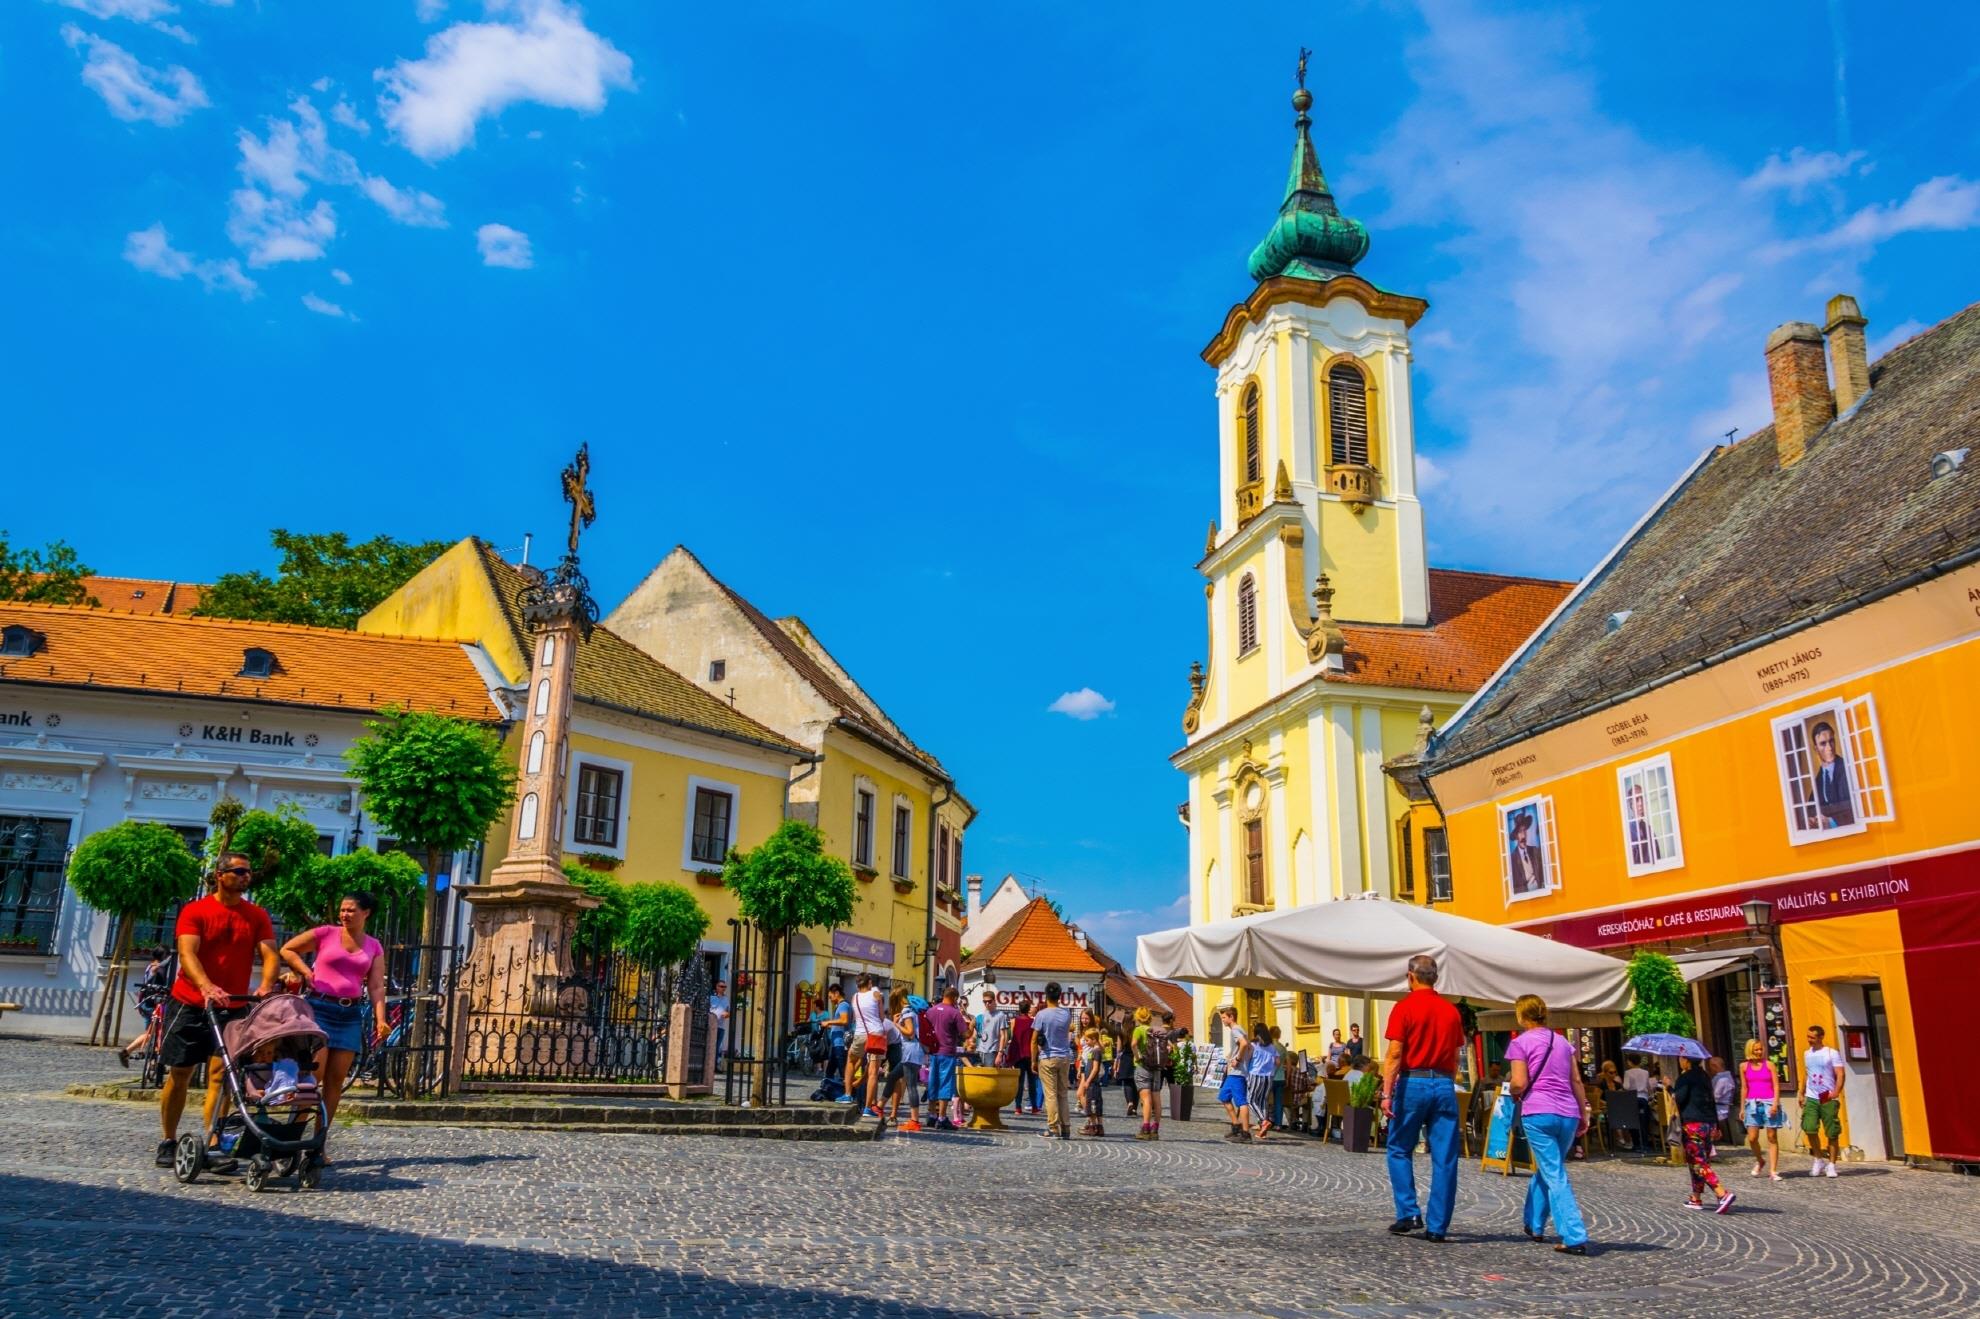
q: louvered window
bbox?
[1236,574,1259,655]
[1244,818,1266,906]
[1241,382,1262,483]
[1328,363,1370,467]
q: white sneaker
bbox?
[1751,1161,1765,1178]
[1825,1160,1839,1177]
[1808,1158,1827,1176]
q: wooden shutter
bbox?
[1242,382,1262,483]
[1328,364,1369,466]
[1237,575,1258,653]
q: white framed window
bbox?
[1498,794,1560,904]
[564,752,632,859]
[1771,694,1893,845]
[1616,753,1683,876]
[683,775,740,871]
[891,797,912,879]
[1424,827,1453,903]
[1236,574,1259,655]
[852,781,876,869]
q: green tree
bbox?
[1623,950,1696,1038]
[66,821,202,1043]
[563,861,632,958]
[344,707,516,946]
[257,848,424,935]
[195,530,452,629]
[721,820,856,936]
[621,882,709,969]
[0,532,96,605]
[206,802,321,898]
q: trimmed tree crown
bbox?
[344,707,516,859]
[66,821,201,921]
[722,819,856,934]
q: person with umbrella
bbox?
[1632,1033,1735,1214]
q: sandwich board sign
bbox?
[1479,1084,1534,1176]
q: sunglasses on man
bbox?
[217,865,253,878]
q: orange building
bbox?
[1421,297,1980,1167]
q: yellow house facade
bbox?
[606,548,974,997]
[360,539,814,984]
[1423,298,1980,1167]
[1174,82,1569,1058]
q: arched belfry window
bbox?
[1328,362,1371,467]
[1241,381,1262,483]
[1236,574,1259,655]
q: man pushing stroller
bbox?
[155,849,278,1172]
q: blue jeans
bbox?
[1520,1112,1587,1247]
[1271,1079,1285,1127]
[1386,1074,1460,1234]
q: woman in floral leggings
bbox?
[1674,1055,1736,1213]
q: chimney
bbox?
[965,873,982,928]
[1825,294,1871,414]
[1764,321,1834,468]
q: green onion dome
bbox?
[1246,86,1370,283]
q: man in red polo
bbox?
[155,850,277,1170]
[1381,954,1465,1242]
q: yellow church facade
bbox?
[1174,82,1570,1057]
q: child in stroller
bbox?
[172,994,331,1192]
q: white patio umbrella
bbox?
[1136,894,1633,1013]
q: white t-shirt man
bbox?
[1622,1063,1651,1095]
[1804,1044,1846,1101]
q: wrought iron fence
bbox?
[456,934,709,1088]
[350,941,457,1100]
[721,918,795,1107]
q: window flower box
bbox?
[693,869,724,887]
[854,865,878,883]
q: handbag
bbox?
[857,996,889,1054]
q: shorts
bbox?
[158,1000,246,1070]
[1800,1097,1841,1139]
[309,996,365,1053]
[1134,1066,1165,1093]
[1246,1074,1273,1121]
[1743,1099,1786,1129]
[1217,1074,1250,1108]
[928,1055,959,1101]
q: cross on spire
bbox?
[560,443,597,558]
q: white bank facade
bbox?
[0,690,465,1039]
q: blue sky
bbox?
[6,1,1978,962]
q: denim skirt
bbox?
[310,996,365,1053]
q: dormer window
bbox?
[1,625,41,658]
[239,647,279,679]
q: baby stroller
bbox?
[173,994,330,1193]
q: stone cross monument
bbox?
[459,445,602,1025]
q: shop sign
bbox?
[831,931,894,965]
[1529,846,1980,949]
[978,983,1097,1010]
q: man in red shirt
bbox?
[155,850,277,1169]
[1381,954,1465,1242]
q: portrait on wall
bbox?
[1616,754,1683,877]
[1771,694,1892,846]
[1498,795,1557,903]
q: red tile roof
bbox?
[962,898,1105,975]
[34,576,207,614]
[0,601,500,719]
[1329,568,1573,693]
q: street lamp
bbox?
[1740,898,1779,987]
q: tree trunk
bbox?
[89,919,135,1048]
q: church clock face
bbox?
[1244,782,1265,811]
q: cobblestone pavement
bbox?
[4,1040,1976,1318]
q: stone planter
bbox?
[1168,1082,1194,1122]
[1342,1104,1376,1153]
[958,1064,1020,1130]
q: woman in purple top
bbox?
[1506,994,1591,1253]
[279,891,388,1128]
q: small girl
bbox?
[1077,1028,1106,1137]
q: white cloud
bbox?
[377,0,634,161]
[330,267,352,285]
[359,175,446,227]
[1868,318,1928,362]
[1348,0,1980,574]
[122,223,256,298]
[1047,687,1116,721]
[1415,453,1448,493]
[62,26,207,124]
[415,0,447,19]
[330,98,371,136]
[227,96,449,264]
[475,222,533,268]
[1068,894,1189,972]
[57,0,192,43]
[301,292,354,319]
[1743,147,1866,199]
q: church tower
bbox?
[1172,62,1571,1057]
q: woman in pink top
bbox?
[279,891,388,1127]
[1738,1037,1785,1180]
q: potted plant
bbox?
[578,851,622,873]
[891,876,915,896]
[853,864,878,884]
[693,869,724,887]
[1343,1072,1382,1152]
[1168,1037,1197,1121]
